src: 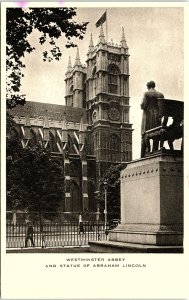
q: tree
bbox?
[99,164,126,220]
[6,7,88,108]
[7,134,65,219]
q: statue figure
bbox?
[141,81,164,157]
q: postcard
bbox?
[1,1,189,299]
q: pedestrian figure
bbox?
[90,223,94,232]
[79,214,85,234]
[12,212,16,232]
[25,221,35,247]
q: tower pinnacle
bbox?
[74,47,82,66]
[88,33,94,53]
[67,56,72,72]
[120,27,127,48]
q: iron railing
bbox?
[6,221,111,249]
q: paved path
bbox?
[6,246,91,253]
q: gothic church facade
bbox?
[10,26,133,213]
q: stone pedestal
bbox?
[89,153,183,253]
[109,153,183,247]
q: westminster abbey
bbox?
[10,26,133,213]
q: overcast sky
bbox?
[20,7,184,159]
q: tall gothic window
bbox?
[110,134,120,162]
[70,85,73,94]
[108,65,120,94]
[92,66,97,98]
[124,108,129,123]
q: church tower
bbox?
[65,48,86,108]
[63,25,133,211]
[86,26,133,182]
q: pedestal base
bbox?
[89,240,183,253]
[109,227,183,246]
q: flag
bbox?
[95,11,106,28]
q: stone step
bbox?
[89,240,183,253]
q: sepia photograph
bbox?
[1,1,189,299]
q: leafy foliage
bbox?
[99,164,126,220]
[6,122,64,217]
[6,7,88,108]
[6,8,88,218]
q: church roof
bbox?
[10,101,88,124]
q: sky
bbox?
[20,7,184,159]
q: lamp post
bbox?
[104,180,108,230]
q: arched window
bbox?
[101,132,107,159]
[92,66,96,77]
[68,181,82,212]
[110,134,120,162]
[70,85,73,93]
[92,66,97,98]
[124,108,129,123]
[83,82,86,108]
[108,64,120,94]
[69,160,81,177]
